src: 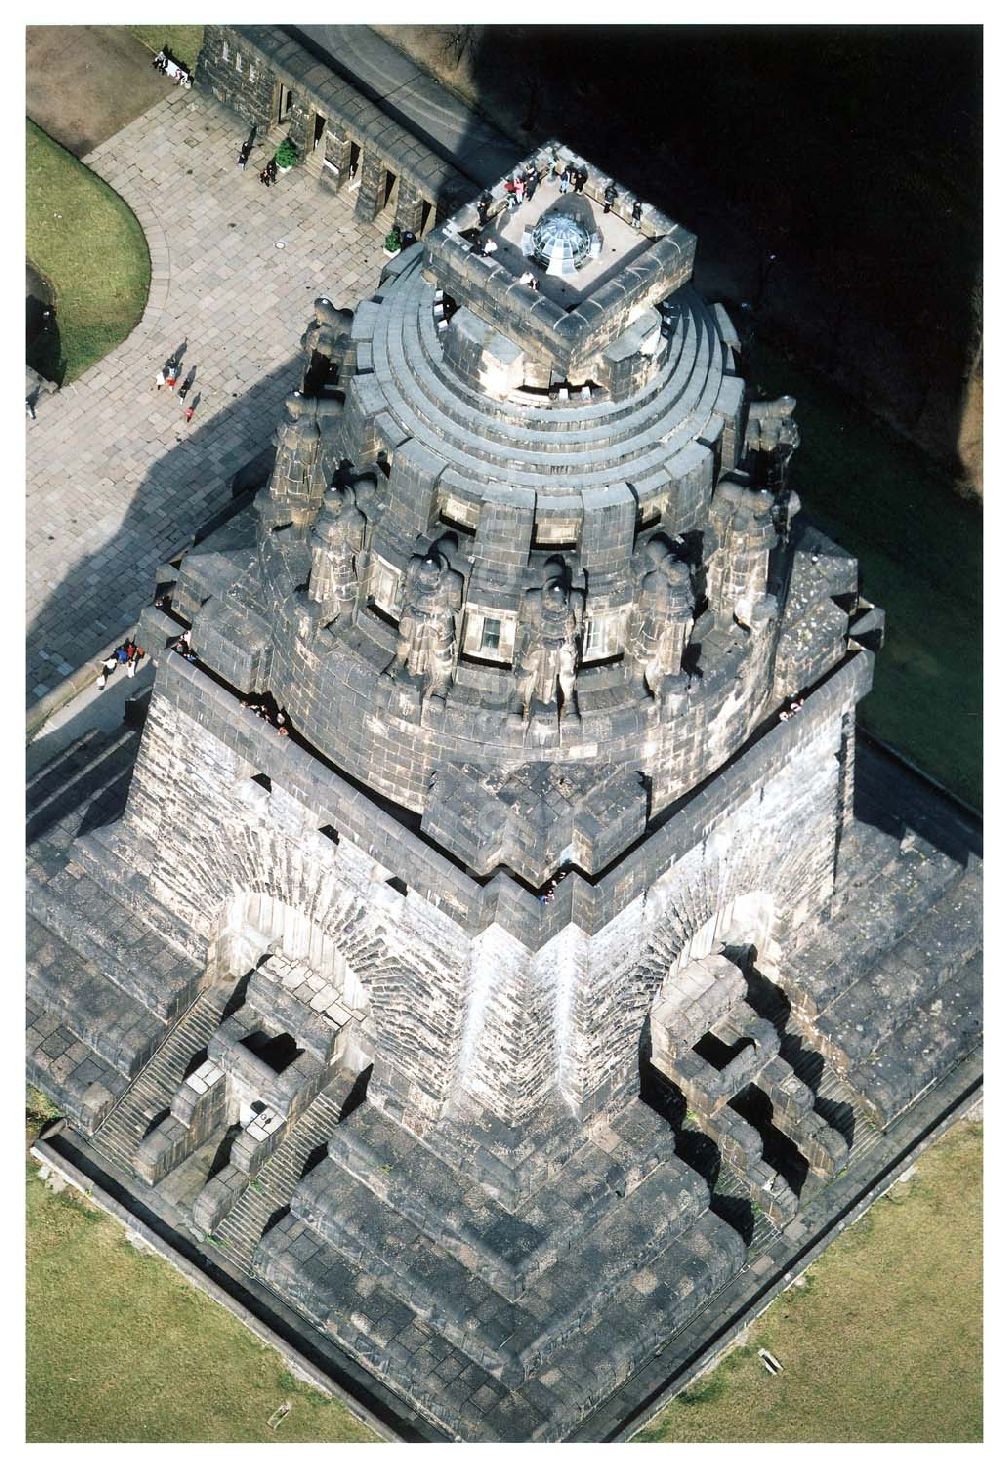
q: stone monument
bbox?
[27,143,981,1441]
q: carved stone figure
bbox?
[307,484,367,626]
[514,563,584,721]
[744,396,800,489]
[387,547,464,701]
[300,297,355,394]
[626,540,695,695]
[707,481,778,629]
[266,392,325,526]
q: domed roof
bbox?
[531,202,599,274]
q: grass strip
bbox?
[26,120,150,385]
[637,1119,982,1443]
[26,1162,378,1443]
[127,26,205,74]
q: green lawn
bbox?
[26,1163,378,1444]
[26,121,150,385]
[127,26,205,74]
[754,342,982,809]
[637,1118,982,1443]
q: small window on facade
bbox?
[481,617,502,652]
[584,615,611,660]
[221,39,229,61]
[235,52,243,73]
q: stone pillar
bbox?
[323,126,352,191]
[354,149,383,223]
[394,176,425,235]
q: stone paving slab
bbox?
[26,87,386,705]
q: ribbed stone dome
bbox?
[531,202,598,273]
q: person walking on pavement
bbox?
[178,370,195,402]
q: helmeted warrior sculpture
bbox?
[514,560,584,721]
[626,537,696,696]
[387,544,464,703]
[707,481,779,629]
[264,391,326,528]
[745,395,800,489]
[300,296,356,394]
[306,483,367,628]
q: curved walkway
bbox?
[26,86,385,704]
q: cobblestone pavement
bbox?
[26,87,386,703]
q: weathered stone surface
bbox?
[25,116,981,1443]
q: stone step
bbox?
[27,912,167,1079]
[406,273,716,460]
[213,1083,356,1271]
[255,1195,746,1441]
[292,1130,724,1387]
[813,864,982,1074]
[320,1095,697,1299]
[27,868,203,1022]
[90,990,229,1171]
[845,950,983,1127]
[782,843,966,1020]
[26,995,130,1135]
[26,724,139,845]
[27,726,105,806]
[380,273,722,488]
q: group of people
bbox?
[170,629,197,663]
[485,157,643,229]
[240,695,291,735]
[538,868,571,906]
[155,354,198,423]
[151,49,192,88]
[259,158,278,188]
[778,697,804,722]
[558,160,588,196]
[500,161,542,211]
[96,638,145,690]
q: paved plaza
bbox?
[26,87,386,703]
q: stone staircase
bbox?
[90,989,230,1176]
[212,1082,351,1272]
[27,722,139,850]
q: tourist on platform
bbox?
[524,164,539,201]
[631,200,643,229]
[96,653,119,690]
[603,181,619,214]
[476,194,491,227]
[559,166,570,195]
[125,643,146,678]
[573,163,587,194]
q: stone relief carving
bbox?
[626,538,695,695]
[307,483,367,626]
[387,545,465,702]
[513,560,584,722]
